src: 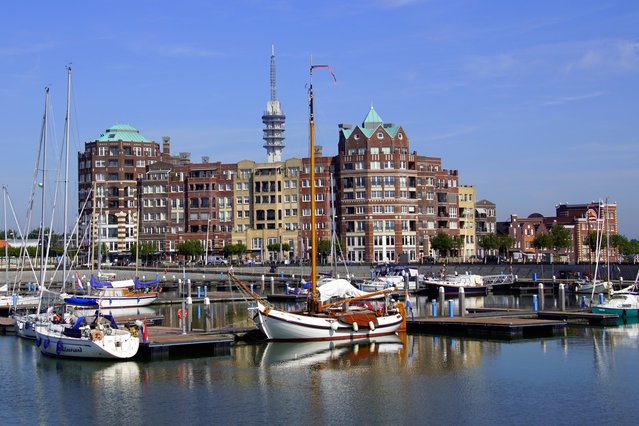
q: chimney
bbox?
[162,136,171,156]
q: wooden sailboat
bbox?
[229,61,405,341]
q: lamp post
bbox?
[205,218,211,265]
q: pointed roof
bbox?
[95,124,152,143]
[362,106,383,129]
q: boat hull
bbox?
[417,281,487,296]
[254,302,404,341]
[35,325,139,359]
[591,306,639,317]
[66,294,158,309]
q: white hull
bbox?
[576,281,612,294]
[0,294,41,309]
[254,302,403,341]
[67,294,158,309]
[35,324,139,359]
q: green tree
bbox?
[478,233,500,261]
[532,232,553,261]
[316,239,331,264]
[176,240,204,260]
[551,224,572,253]
[430,232,454,258]
[497,234,514,259]
[130,242,156,265]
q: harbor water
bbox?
[2,295,638,425]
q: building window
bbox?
[377,132,384,139]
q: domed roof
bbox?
[528,213,544,219]
[95,124,152,143]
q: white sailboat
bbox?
[229,61,406,341]
[35,313,139,359]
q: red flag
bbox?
[143,320,148,343]
[311,64,337,84]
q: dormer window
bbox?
[354,134,360,140]
[377,132,384,139]
[398,133,403,140]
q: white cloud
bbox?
[567,39,639,73]
[542,91,606,106]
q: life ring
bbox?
[92,330,103,341]
[177,308,188,319]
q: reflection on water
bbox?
[255,334,405,367]
[4,294,639,424]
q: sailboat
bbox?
[229,61,405,341]
[592,270,639,318]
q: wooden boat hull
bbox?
[254,302,404,341]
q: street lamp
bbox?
[204,218,211,265]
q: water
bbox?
[2,297,638,425]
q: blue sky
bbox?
[2,1,638,238]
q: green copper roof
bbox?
[362,106,383,128]
[95,124,152,142]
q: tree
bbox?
[430,232,454,258]
[316,239,331,264]
[452,235,465,258]
[551,224,572,254]
[532,232,553,261]
[497,234,514,259]
[176,240,204,260]
[130,242,156,265]
[478,233,500,260]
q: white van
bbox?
[207,255,228,266]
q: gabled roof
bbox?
[95,124,152,143]
[340,107,402,140]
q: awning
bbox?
[475,208,487,214]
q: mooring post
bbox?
[580,296,586,309]
[438,287,445,317]
[187,279,192,299]
[538,283,544,311]
[459,287,466,317]
[204,285,207,297]
[559,283,565,311]
[431,299,437,317]
[448,299,454,317]
[203,297,210,332]
[197,286,201,298]
[271,276,275,294]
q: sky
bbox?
[1,0,638,238]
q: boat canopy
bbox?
[318,278,369,303]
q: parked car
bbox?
[207,255,228,266]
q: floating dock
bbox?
[407,316,566,339]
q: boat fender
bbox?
[330,322,338,331]
[43,338,50,349]
[369,321,376,331]
[35,336,41,347]
[352,322,359,332]
[56,340,63,355]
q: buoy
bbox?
[330,322,338,331]
[352,322,359,332]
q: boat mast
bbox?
[37,87,49,314]
[308,59,318,312]
[3,186,7,295]
[62,65,71,291]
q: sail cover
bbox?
[318,278,369,303]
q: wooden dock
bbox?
[137,325,258,359]
[0,317,15,334]
[466,307,618,326]
[407,316,566,339]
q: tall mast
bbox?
[40,88,49,291]
[3,186,7,295]
[309,58,318,312]
[37,87,49,314]
[62,66,71,290]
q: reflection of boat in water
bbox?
[257,334,404,366]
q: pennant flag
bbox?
[75,272,84,291]
[311,64,337,84]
